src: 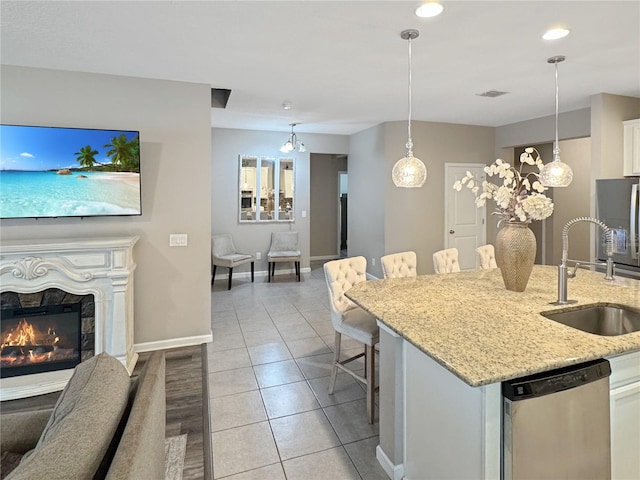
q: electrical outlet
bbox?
[372,257,376,266]
[169,234,188,247]
[301,210,307,218]
[256,252,262,260]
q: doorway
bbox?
[339,172,348,257]
[309,154,348,261]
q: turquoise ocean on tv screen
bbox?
[0,170,141,218]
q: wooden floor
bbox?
[1,345,211,479]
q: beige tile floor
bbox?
[209,261,387,480]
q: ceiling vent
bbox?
[476,90,509,98]
[211,88,232,108]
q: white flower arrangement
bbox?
[453,147,554,225]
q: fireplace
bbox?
[0,236,138,400]
[1,303,82,378]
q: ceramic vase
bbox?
[495,222,536,292]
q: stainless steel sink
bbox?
[540,303,640,336]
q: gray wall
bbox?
[495,108,591,150]
[0,66,212,348]
[590,93,640,181]
[349,120,494,277]
[552,137,592,265]
[310,154,347,259]
[348,124,386,278]
[211,128,349,274]
[494,94,640,264]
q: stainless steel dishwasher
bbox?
[502,358,611,480]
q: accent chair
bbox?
[211,234,254,290]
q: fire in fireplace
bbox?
[1,303,82,378]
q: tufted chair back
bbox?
[381,251,417,279]
[323,256,368,330]
[432,248,461,274]
[476,244,497,270]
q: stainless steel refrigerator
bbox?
[596,178,640,279]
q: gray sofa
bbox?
[0,351,166,480]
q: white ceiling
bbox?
[1,1,639,135]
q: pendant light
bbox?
[280,123,306,153]
[539,55,573,187]
[392,29,427,188]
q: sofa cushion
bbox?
[7,353,130,480]
[105,351,166,480]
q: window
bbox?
[239,155,294,222]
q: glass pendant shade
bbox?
[541,55,573,188]
[539,146,573,187]
[280,140,294,153]
[394,29,427,188]
[392,154,427,188]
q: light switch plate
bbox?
[301,210,307,218]
[169,234,188,247]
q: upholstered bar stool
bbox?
[211,234,255,290]
[432,248,461,274]
[476,244,498,270]
[267,231,302,282]
[324,256,379,424]
[381,251,417,279]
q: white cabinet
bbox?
[608,350,640,480]
[623,118,640,176]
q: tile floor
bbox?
[209,261,387,480]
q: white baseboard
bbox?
[134,332,213,353]
[376,445,404,480]
[213,267,310,281]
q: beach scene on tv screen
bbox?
[0,125,141,218]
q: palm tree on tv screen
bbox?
[104,134,140,172]
[74,145,101,169]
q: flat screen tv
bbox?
[0,124,142,219]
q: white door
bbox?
[444,163,486,270]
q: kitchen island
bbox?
[346,265,640,480]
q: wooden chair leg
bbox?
[227,267,233,290]
[251,262,254,283]
[366,343,375,424]
[328,331,341,395]
[296,261,300,281]
[268,262,271,282]
[212,265,217,285]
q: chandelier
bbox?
[280,123,306,153]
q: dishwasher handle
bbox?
[502,358,611,401]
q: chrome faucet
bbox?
[554,217,615,305]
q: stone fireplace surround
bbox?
[0,236,138,400]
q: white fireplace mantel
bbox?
[0,236,139,400]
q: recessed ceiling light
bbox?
[282,100,293,110]
[415,2,444,18]
[542,27,571,40]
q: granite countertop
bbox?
[346,265,640,387]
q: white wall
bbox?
[211,128,349,274]
[0,66,212,349]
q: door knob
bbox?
[449,230,455,234]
